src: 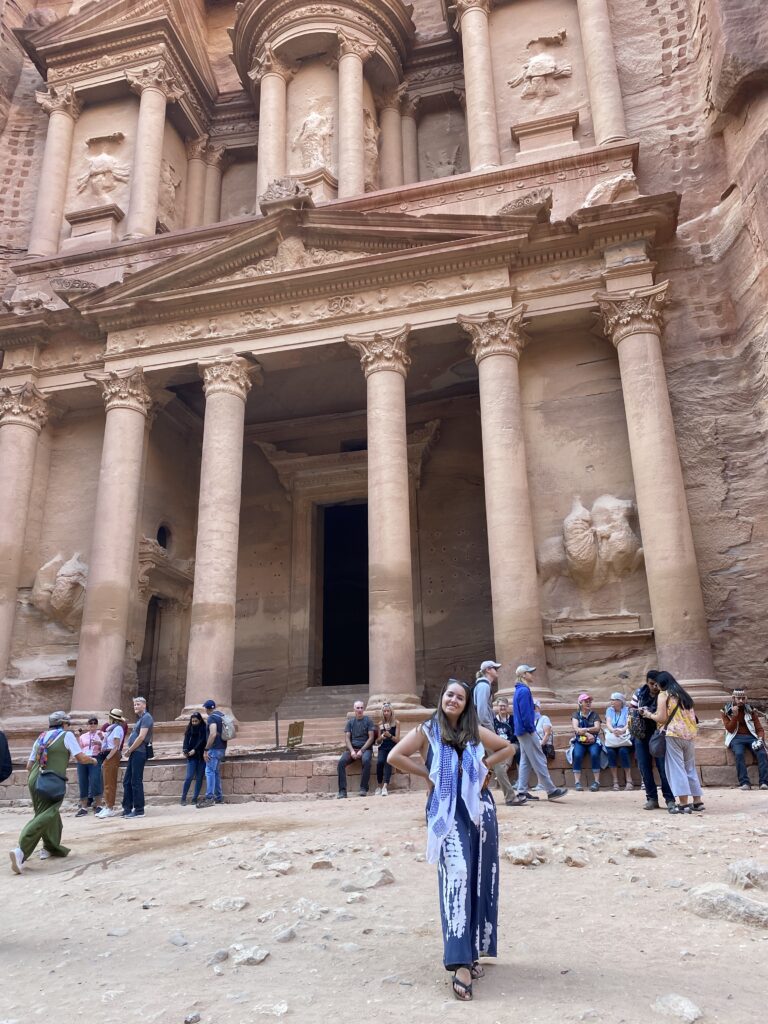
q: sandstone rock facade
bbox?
[0,0,765,723]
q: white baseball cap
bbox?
[480,660,501,671]
[516,664,536,675]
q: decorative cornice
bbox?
[200,355,261,401]
[594,282,668,347]
[248,44,296,85]
[186,135,209,161]
[36,82,81,119]
[84,367,152,415]
[458,306,530,363]
[126,61,183,102]
[336,27,377,62]
[0,382,49,433]
[345,324,411,378]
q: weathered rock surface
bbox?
[652,993,703,1022]
[685,883,768,927]
[727,859,768,890]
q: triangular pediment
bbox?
[75,207,537,322]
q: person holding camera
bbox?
[721,689,768,791]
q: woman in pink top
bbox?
[76,717,105,816]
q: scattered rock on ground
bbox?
[563,851,589,868]
[266,861,294,875]
[274,926,296,943]
[504,844,547,865]
[727,859,768,891]
[184,1014,201,1024]
[626,844,657,858]
[168,932,189,947]
[253,1003,288,1017]
[652,993,703,1022]
[340,868,395,892]
[107,928,130,937]
[310,858,334,870]
[230,944,270,966]
[685,883,768,928]
[211,896,249,913]
[206,949,229,965]
[208,836,233,848]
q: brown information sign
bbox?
[286,721,305,749]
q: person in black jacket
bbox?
[0,729,12,784]
[180,712,207,805]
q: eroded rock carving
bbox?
[31,553,89,629]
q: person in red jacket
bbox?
[721,689,768,790]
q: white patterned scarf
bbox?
[423,719,487,864]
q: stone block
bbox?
[696,746,728,766]
[307,775,334,793]
[282,777,308,794]
[253,777,283,794]
[701,767,737,787]
[240,761,259,778]
[233,778,255,795]
[294,760,314,777]
[313,758,341,777]
[266,760,290,778]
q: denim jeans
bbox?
[634,735,673,804]
[182,755,206,803]
[338,748,372,793]
[606,745,633,770]
[572,741,602,772]
[376,745,393,785]
[730,734,768,787]
[204,748,225,801]
[77,761,103,800]
[122,750,147,813]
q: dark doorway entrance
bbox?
[138,595,161,708]
[321,503,369,685]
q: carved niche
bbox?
[75,133,131,205]
[31,553,89,629]
[157,159,182,231]
[292,109,334,171]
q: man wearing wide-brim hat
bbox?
[95,708,127,820]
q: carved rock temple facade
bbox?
[0,0,766,726]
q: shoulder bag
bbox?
[34,729,68,801]
[648,701,681,759]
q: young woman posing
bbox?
[387,678,514,1002]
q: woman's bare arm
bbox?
[387,727,429,782]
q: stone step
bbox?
[274,685,369,721]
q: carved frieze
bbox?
[457,306,530,364]
[85,367,153,416]
[345,324,411,378]
[36,82,82,119]
[508,29,572,100]
[497,186,553,217]
[200,354,261,401]
[219,237,379,280]
[47,47,164,81]
[0,382,49,432]
[595,282,668,347]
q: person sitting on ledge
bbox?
[338,700,375,798]
[571,693,603,792]
[721,689,768,791]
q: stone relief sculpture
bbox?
[363,108,380,192]
[292,109,334,171]
[498,186,553,217]
[31,553,89,629]
[424,144,463,179]
[582,171,640,208]
[538,495,644,592]
[76,134,130,203]
[221,237,375,280]
[157,160,182,229]
[508,29,572,100]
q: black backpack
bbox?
[0,730,12,783]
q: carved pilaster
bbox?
[85,367,153,416]
[127,62,183,102]
[453,0,492,31]
[336,28,377,62]
[249,45,296,84]
[595,282,669,347]
[200,355,260,401]
[345,325,412,378]
[458,306,530,364]
[186,135,209,160]
[0,382,49,433]
[36,82,81,120]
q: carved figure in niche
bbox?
[582,171,640,208]
[508,29,572,100]
[76,134,130,204]
[157,159,182,228]
[424,144,462,179]
[363,108,380,192]
[31,553,89,629]
[537,495,644,592]
[292,109,334,170]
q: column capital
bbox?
[0,382,49,432]
[400,91,422,119]
[377,82,407,113]
[200,355,261,401]
[453,0,492,29]
[249,44,296,85]
[35,82,82,120]
[204,143,230,170]
[127,61,183,102]
[186,135,209,161]
[336,27,377,62]
[595,281,669,347]
[85,367,153,416]
[345,325,412,378]
[458,306,530,364]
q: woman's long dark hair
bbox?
[432,678,481,752]
[184,714,207,750]
[655,671,694,710]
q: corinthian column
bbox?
[252,47,294,202]
[0,384,48,677]
[125,62,182,238]
[203,144,228,224]
[378,86,405,189]
[454,0,500,172]
[596,284,718,690]
[345,326,419,706]
[458,308,551,697]
[184,356,258,713]
[400,93,420,184]
[336,29,376,198]
[27,84,82,257]
[184,136,208,228]
[576,0,628,145]
[71,369,152,714]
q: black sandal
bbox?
[668,804,684,814]
[470,961,485,979]
[452,972,473,1001]
[691,802,705,812]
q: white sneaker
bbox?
[381,785,389,797]
[39,849,51,860]
[9,847,24,874]
[375,787,382,796]
[96,808,116,818]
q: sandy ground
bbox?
[1,787,767,1024]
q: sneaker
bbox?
[97,808,116,818]
[39,849,51,860]
[123,810,144,818]
[547,787,568,800]
[574,781,583,791]
[589,781,600,792]
[75,808,88,817]
[337,791,347,799]
[196,798,215,809]
[666,800,676,810]
[625,783,634,791]
[179,799,187,806]
[682,805,693,814]
[643,799,660,810]
[381,785,388,797]
[612,783,620,791]
[375,787,382,796]
[761,784,768,791]
[739,783,751,791]
[9,847,24,874]
[358,790,368,797]
[120,810,132,817]
[520,792,540,801]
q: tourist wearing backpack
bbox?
[198,699,231,808]
[0,728,12,784]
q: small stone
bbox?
[169,932,189,947]
[626,844,657,858]
[206,949,229,965]
[727,859,768,891]
[381,847,390,857]
[274,926,296,943]
[402,842,415,852]
[254,1002,289,1017]
[230,943,270,966]
[212,965,224,976]
[340,942,362,953]
[578,1010,600,1021]
[564,852,588,868]
[665,879,685,889]
[685,883,768,928]
[258,910,276,923]
[414,853,425,862]
[141,901,154,910]
[184,1014,202,1024]
[310,858,334,870]
[267,861,294,875]
[606,857,618,865]
[208,836,234,848]
[107,928,129,938]
[237,861,254,871]
[211,896,249,913]
[346,892,365,903]
[340,868,395,892]
[652,993,703,1022]
[504,843,547,866]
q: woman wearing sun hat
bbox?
[95,708,127,819]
